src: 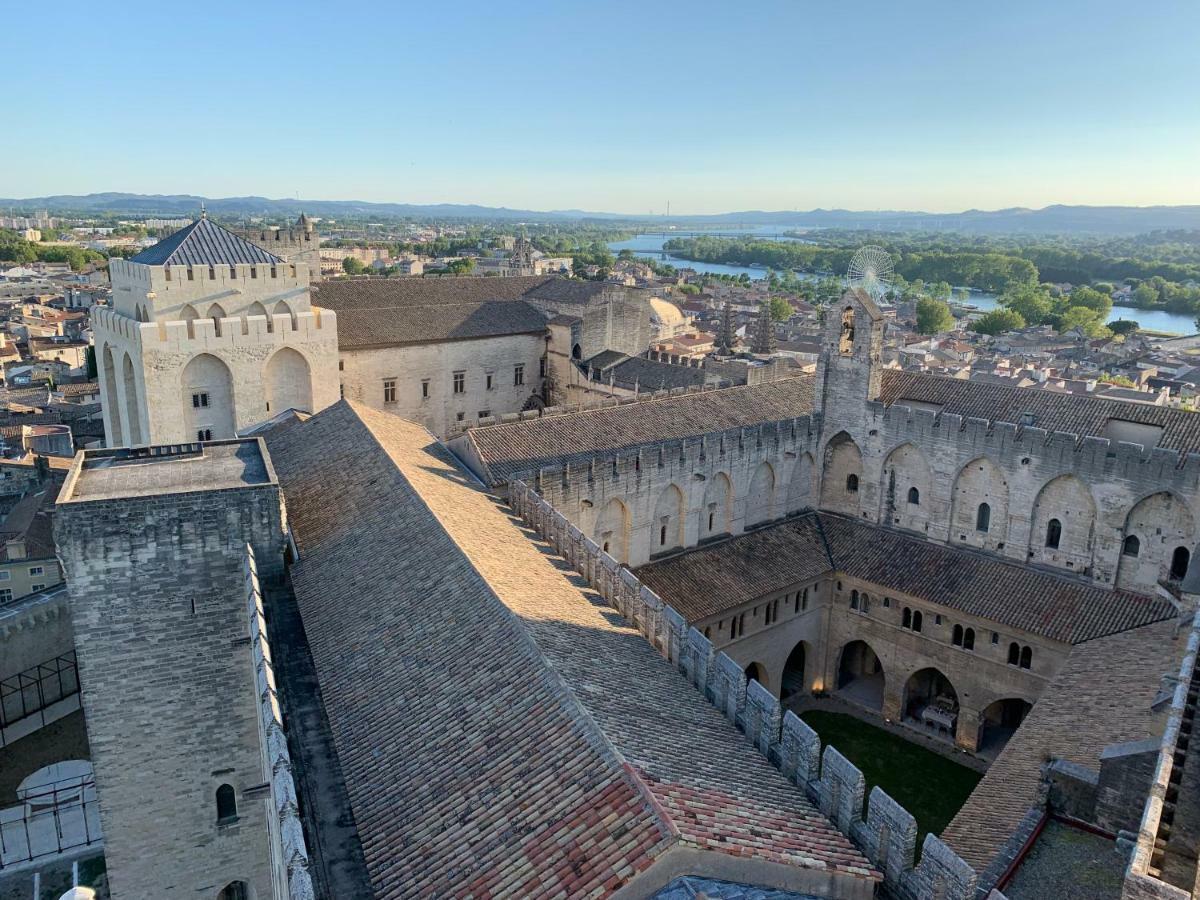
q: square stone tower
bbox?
[95,214,339,446]
[55,440,287,899]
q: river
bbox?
[608,230,1194,335]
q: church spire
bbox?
[716,299,736,355]
[751,297,777,356]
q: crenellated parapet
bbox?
[869,400,1200,492]
[91,304,336,354]
[507,479,998,900]
[243,547,315,900]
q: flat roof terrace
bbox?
[58,440,274,503]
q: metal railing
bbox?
[0,774,102,869]
[0,651,79,731]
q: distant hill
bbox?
[2,193,1199,235]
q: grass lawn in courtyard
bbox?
[800,710,982,844]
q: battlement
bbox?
[507,479,1002,900]
[91,304,336,353]
[530,414,820,496]
[870,399,1200,488]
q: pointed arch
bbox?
[594,497,631,564]
[179,303,200,339]
[101,344,124,447]
[208,303,227,336]
[181,353,235,440]
[745,461,776,526]
[786,451,815,513]
[835,639,884,710]
[1116,491,1196,591]
[263,347,314,415]
[879,442,931,532]
[652,483,685,555]
[820,431,862,515]
[121,352,144,445]
[1029,474,1096,572]
[247,301,272,334]
[701,472,733,540]
[950,456,1009,548]
[273,299,297,330]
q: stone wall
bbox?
[508,479,1005,900]
[55,476,287,900]
[338,332,546,439]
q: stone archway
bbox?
[978,697,1032,755]
[652,483,685,555]
[264,348,314,415]
[1116,492,1195,591]
[181,353,236,441]
[820,431,862,516]
[744,661,767,689]
[782,640,808,702]
[594,497,631,564]
[701,472,733,540]
[836,640,884,711]
[745,461,776,527]
[902,668,960,741]
[121,353,143,445]
[786,451,815,513]
[101,344,124,447]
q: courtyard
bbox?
[799,710,982,844]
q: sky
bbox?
[3,0,1198,215]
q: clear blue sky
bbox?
[4,0,1197,214]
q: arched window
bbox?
[216,784,237,822]
[839,306,855,355]
[952,624,963,646]
[1008,642,1020,666]
[572,343,582,360]
[976,502,991,533]
[660,524,667,546]
[850,589,859,610]
[911,610,923,632]
[1123,535,1141,557]
[902,607,912,629]
[846,473,859,492]
[907,486,920,505]
[861,592,870,613]
[217,882,250,900]
[963,628,975,651]
[1020,646,1032,670]
[1171,546,1191,581]
[1045,518,1062,549]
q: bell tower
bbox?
[813,288,884,416]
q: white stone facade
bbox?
[339,333,546,439]
[96,256,339,445]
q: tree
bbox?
[915,297,954,334]
[1107,319,1139,336]
[1001,284,1054,325]
[342,257,366,275]
[1067,285,1113,317]
[1133,283,1160,307]
[769,296,792,321]
[1058,306,1110,338]
[970,308,1026,335]
[447,257,475,275]
[617,248,634,260]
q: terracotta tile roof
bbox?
[636,513,1177,644]
[267,402,874,898]
[943,618,1181,871]
[636,517,833,620]
[466,378,816,484]
[879,369,1200,452]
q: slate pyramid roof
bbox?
[129,215,283,267]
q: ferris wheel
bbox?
[846,246,895,302]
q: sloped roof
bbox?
[637,512,1176,644]
[312,274,552,311]
[128,216,283,267]
[879,369,1200,452]
[265,402,874,898]
[464,378,816,484]
[333,299,548,349]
